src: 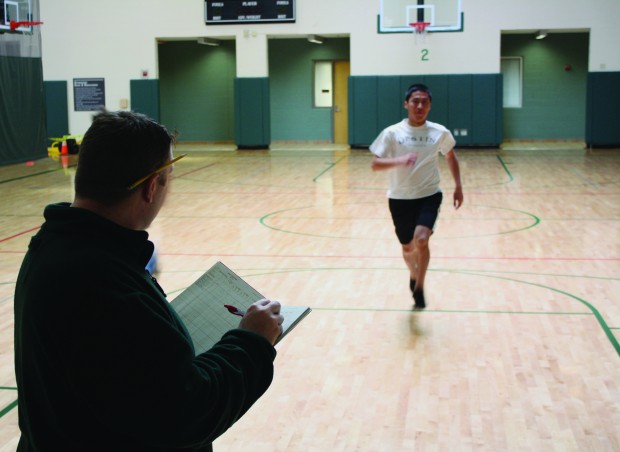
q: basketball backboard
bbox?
[0,0,33,31]
[379,0,463,33]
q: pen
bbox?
[224,304,245,317]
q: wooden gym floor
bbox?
[0,144,618,451]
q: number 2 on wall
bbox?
[421,49,429,61]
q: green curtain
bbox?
[0,56,47,164]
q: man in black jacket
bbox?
[14,110,284,451]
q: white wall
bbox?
[40,0,620,135]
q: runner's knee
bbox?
[414,232,429,249]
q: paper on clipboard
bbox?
[170,261,311,353]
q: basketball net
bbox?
[410,22,430,45]
[10,20,44,32]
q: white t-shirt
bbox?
[370,119,455,199]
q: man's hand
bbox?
[445,150,462,209]
[400,152,418,167]
[371,153,418,171]
[453,186,463,209]
[239,299,284,345]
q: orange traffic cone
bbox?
[61,140,68,155]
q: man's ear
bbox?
[142,174,159,203]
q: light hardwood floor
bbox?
[0,145,619,451]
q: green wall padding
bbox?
[349,74,502,147]
[377,76,401,131]
[501,33,588,140]
[586,72,620,146]
[159,41,236,142]
[130,79,160,121]
[349,77,379,146]
[472,74,503,145]
[0,56,47,165]
[44,80,69,140]
[449,75,473,145]
[234,78,270,148]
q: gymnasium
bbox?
[0,0,619,450]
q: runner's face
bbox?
[404,91,431,126]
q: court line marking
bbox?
[0,387,17,420]
[258,203,541,239]
[313,155,347,182]
[233,267,620,357]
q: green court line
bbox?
[260,215,534,221]
[259,206,369,239]
[456,154,515,190]
[233,267,620,356]
[312,155,347,182]
[0,387,19,420]
[259,203,541,240]
[435,204,540,239]
[0,399,18,418]
[166,266,619,283]
[497,155,514,182]
[444,269,620,357]
[176,154,347,189]
[4,267,616,420]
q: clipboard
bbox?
[170,261,311,353]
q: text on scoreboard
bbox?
[205,1,295,24]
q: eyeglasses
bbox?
[410,98,430,106]
[127,153,187,190]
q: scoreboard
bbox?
[205,0,295,24]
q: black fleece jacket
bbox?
[14,203,276,451]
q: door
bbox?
[333,60,350,144]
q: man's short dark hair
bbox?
[74,111,175,205]
[405,83,433,102]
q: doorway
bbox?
[500,32,589,143]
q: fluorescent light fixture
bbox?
[198,37,220,46]
[307,35,324,44]
[535,30,548,40]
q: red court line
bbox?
[175,190,620,197]
[0,227,40,244]
[1,250,616,262]
[3,229,617,263]
[159,252,620,261]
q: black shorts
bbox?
[388,192,443,245]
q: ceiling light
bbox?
[198,37,220,46]
[307,35,324,44]
[535,30,548,40]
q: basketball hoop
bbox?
[10,20,43,31]
[409,22,430,45]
